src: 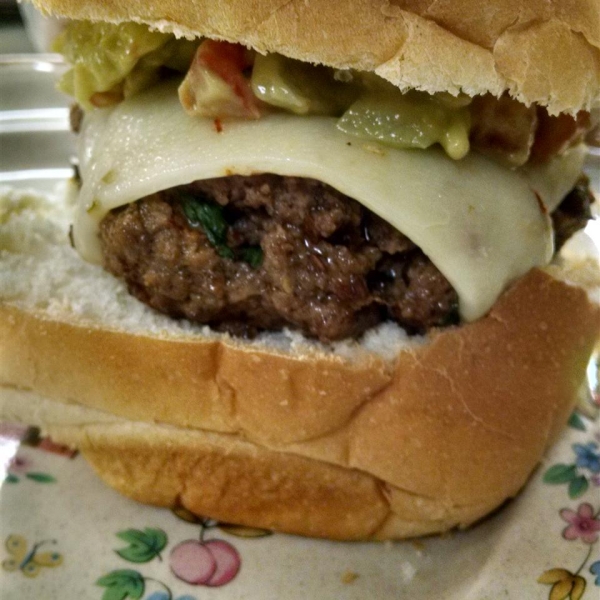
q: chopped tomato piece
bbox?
[178,40,260,119]
[530,110,591,163]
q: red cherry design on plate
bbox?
[170,538,241,587]
[170,540,216,584]
[203,540,241,586]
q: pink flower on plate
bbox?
[560,503,600,543]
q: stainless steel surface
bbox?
[0,54,74,191]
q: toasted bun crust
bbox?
[0,389,507,539]
[2,263,598,538]
[33,0,600,115]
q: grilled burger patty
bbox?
[99,174,592,342]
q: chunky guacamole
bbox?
[53,21,196,109]
[55,21,472,158]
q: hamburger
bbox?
[1,0,599,540]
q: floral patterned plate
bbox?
[1,387,598,600]
[1,54,600,600]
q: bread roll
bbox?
[3,0,600,538]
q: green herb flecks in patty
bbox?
[181,194,263,267]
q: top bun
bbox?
[33,0,600,115]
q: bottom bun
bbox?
[1,260,599,539]
[0,390,518,540]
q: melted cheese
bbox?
[75,83,560,322]
[521,144,588,213]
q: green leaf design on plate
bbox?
[96,569,145,600]
[25,472,56,483]
[568,412,587,431]
[568,476,589,499]
[543,464,578,484]
[218,522,273,538]
[5,473,19,483]
[115,528,167,563]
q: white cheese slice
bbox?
[75,82,557,322]
[521,144,587,213]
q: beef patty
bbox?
[99,174,592,342]
[99,175,459,341]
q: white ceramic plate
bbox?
[1,55,599,600]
